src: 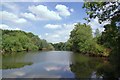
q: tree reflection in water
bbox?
[2,52,33,69]
[70,53,119,80]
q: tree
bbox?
[94,28,102,44]
[69,23,107,56]
[94,28,101,37]
[83,1,120,77]
[2,30,54,52]
[0,29,2,51]
[65,40,72,51]
[83,2,120,23]
[70,23,94,53]
[52,42,67,51]
[83,2,120,47]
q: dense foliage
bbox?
[69,23,108,56]
[51,41,72,51]
[53,23,108,56]
[69,23,93,52]
[83,2,120,23]
[2,29,54,52]
[83,2,120,78]
[0,29,2,51]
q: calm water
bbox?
[1,51,104,78]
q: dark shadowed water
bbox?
[1,51,105,78]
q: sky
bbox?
[0,2,105,43]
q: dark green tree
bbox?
[2,30,54,52]
[83,1,120,77]
[70,23,95,54]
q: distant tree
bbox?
[94,28,101,37]
[65,40,72,51]
[94,28,102,44]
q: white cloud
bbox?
[55,4,71,17]
[51,34,60,38]
[43,18,109,43]
[0,11,27,24]
[44,24,62,29]
[0,24,20,30]
[45,66,61,71]
[88,17,105,33]
[55,23,77,38]
[88,17,110,37]
[39,35,42,38]
[21,13,37,20]
[15,18,27,23]
[70,8,74,12]
[12,71,25,76]
[45,33,48,36]
[42,23,76,43]
[28,5,61,20]
[20,4,72,21]
[1,2,20,13]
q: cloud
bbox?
[43,18,109,43]
[88,17,110,37]
[21,4,73,21]
[45,33,48,36]
[42,23,77,43]
[12,71,25,76]
[0,11,27,24]
[45,66,61,71]
[39,35,42,38]
[51,34,60,38]
[21,13,37,20]
[28,5,61,20]
[1,2,20,13]
[55,4,71,17]
[88,17,105,33]
[70,8,74,12]
[56,23,77,36]
[44,24,62,29]
[0,24,20,30]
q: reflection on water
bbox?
[70,54,103,78]
[2,51,74,78]
[70,54,120,79]
[1,51,119,79]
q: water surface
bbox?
[1,51,104,78]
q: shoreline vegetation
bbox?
[1,2,120,79]
[1,23,109,58]
[1,29,54,53]
[51,23,110,57]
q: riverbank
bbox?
[1,49,54,54]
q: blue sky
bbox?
[0,2,104,43]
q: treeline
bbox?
[1,29,54,52]
[52,23,108,57]
[51,42,71,51]
[53,2,120,60]
[53,2,120,78]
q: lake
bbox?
[1,51,105,78]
